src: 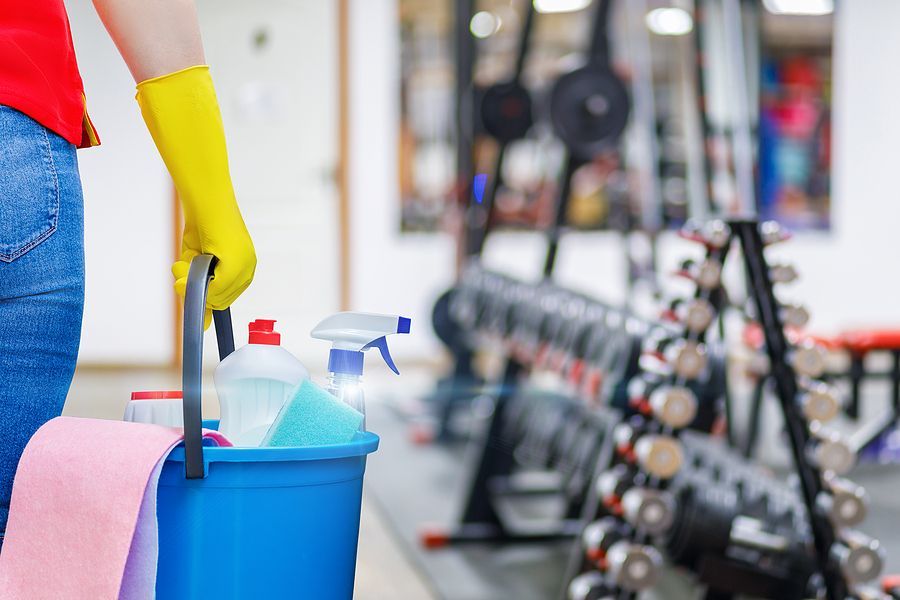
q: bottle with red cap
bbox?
[214,319,309,446]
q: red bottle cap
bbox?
[248,319,281,345]
[131,391,183,401]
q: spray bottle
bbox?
[311,312,411,430]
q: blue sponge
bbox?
[262,380,364,447]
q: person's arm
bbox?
[92,0,256,318]
[91,0,205,82]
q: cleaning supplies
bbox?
[215,319,309,446]
[262,380,364,447]
[123,391,184,427]
[311,312,411,431]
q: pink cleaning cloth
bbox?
[0,416,231,600]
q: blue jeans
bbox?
[0,106,85,531]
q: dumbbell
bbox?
[648,386,698,429]
[621,487,676,535]
[579,509,665,588]
[640,336,707,380]
[665,339,708,380]
[546,407,591,471]
[677,257,723,290]
[628,376,699,429]
[633,434,684,479]
[514,302,556,365]
[769,263,799,284]
[582,517,630,562]
[832,530,884,585]
[567,571,616,600]
[667,483,814,584]
[817,474,868,528]
[543,295,586,368]
[515,401,568,467]
[808,422,856,476]
[781,303,811,329]
[605,540,663,591]
[626,372,658,399]
[668,298,716,334]
[760,220,791,246]
[791,340,828,378]
[799,380,841,423]
[596,464,638,514]
[681,220,731,249]
[562,309,608,384]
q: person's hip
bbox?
[0,104,84,299]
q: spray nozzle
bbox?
[312,312,411,375]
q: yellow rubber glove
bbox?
[136,65,256,324]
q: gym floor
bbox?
[66,367,900,599]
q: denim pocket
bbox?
[0,107,60,263]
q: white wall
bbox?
[66,1,173,365]
[773,0,900,334]
[69,0,341,368]
[196,0,341,367]
[348,0,456,364]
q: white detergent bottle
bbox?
[311,312,411,431]
[215,319,309,446]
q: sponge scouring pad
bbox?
[262,380,364,447]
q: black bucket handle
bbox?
[182,254,236,479]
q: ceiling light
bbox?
[762,0,834,16]
[470,11,501,38]
[533,0,592,15]
[646,7,693,36]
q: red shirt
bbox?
[0,0,99,147]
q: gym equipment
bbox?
[744,327,900,460]
[548,0,629,162]
[420,263,725,549]
[479,80,533,144]
[422,0,538,443]
[549,65,629,162]
[561,219,884,600]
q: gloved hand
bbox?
[136,65,256,325]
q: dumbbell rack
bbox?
[562,219,882,600]
[732,220,847,599]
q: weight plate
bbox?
[478,80,534,144]
[549,64,630,160]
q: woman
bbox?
[0,0,256,538]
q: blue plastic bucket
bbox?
[157,427,378,599]
[155,255,379,599]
